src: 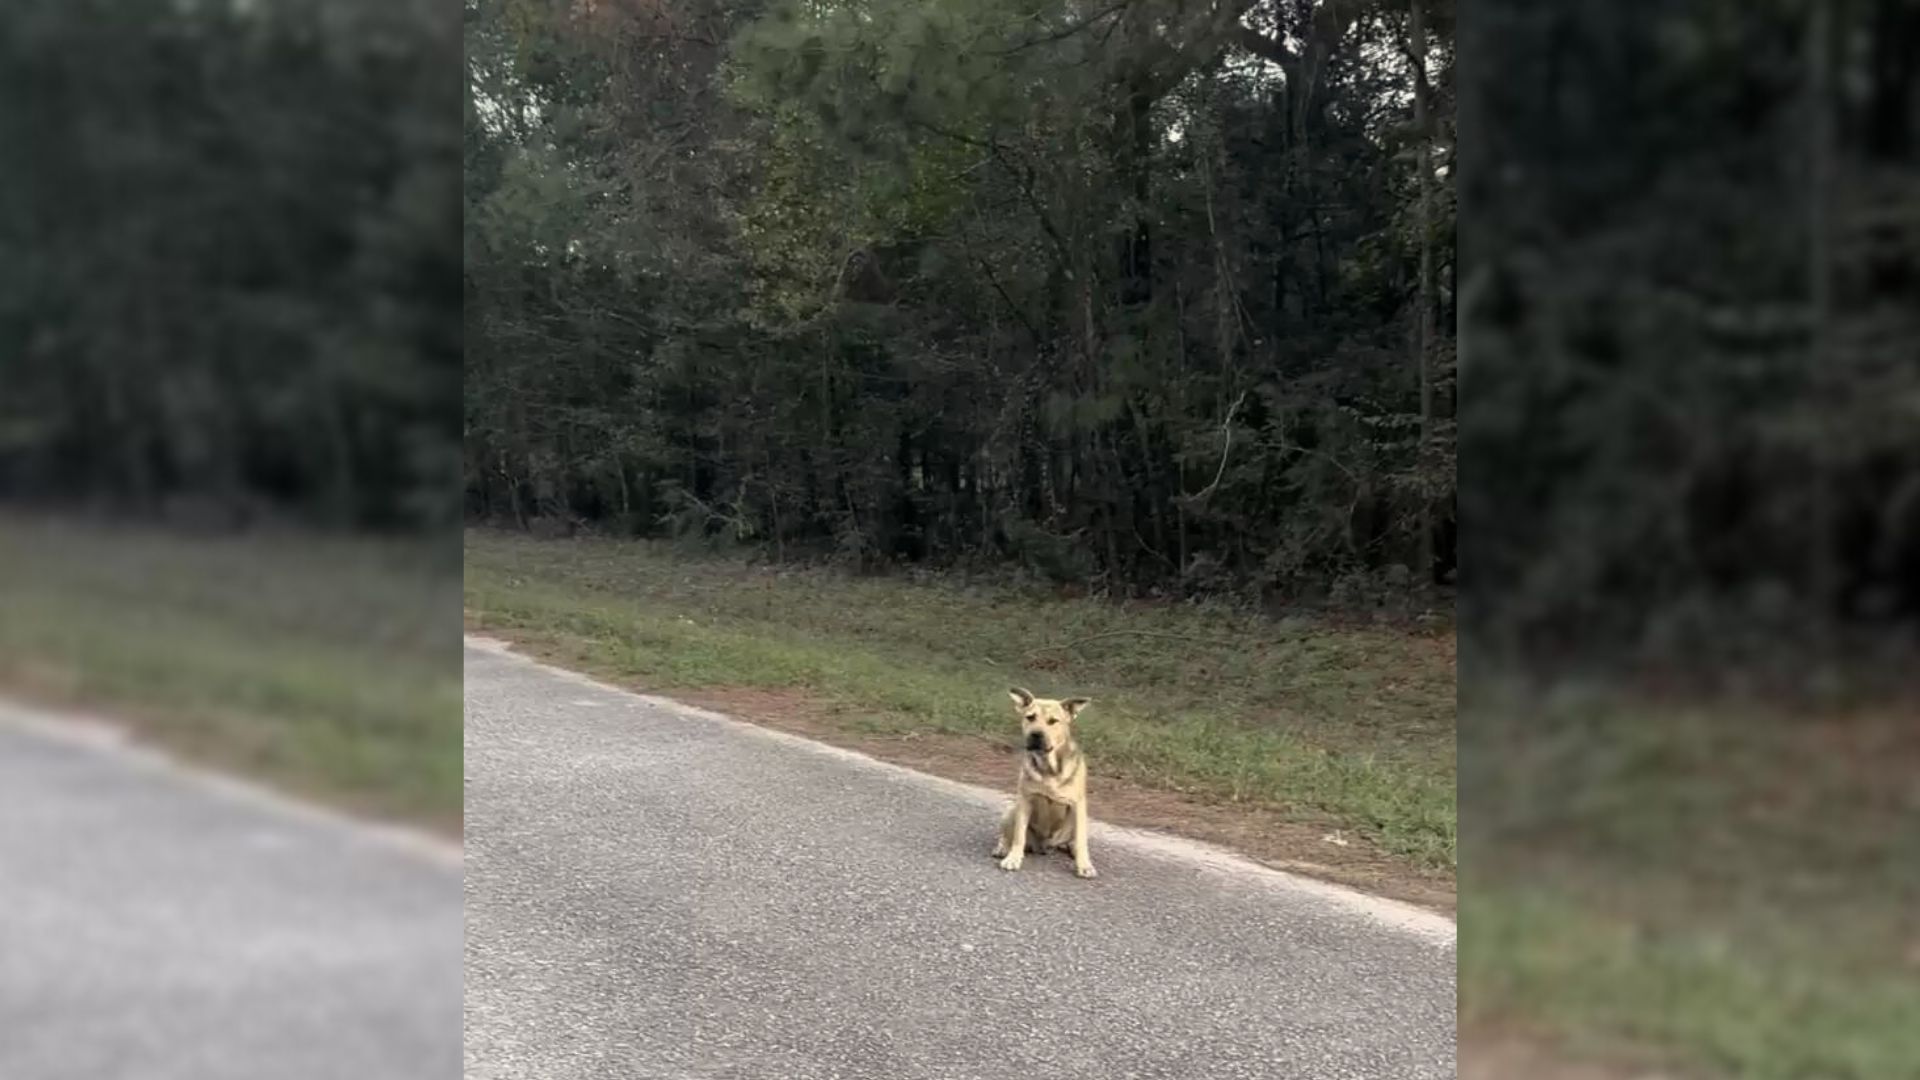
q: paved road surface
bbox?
[0,702,462,1080]
[464,638,1455,1080]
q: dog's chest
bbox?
[1021,747,1084,801]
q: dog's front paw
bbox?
[991,840,1008,859]
[998,852,1024,872]
[1075,863,1098,879]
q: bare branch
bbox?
[988,1,1133,56]
[1182,390,1250,502]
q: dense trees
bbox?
[9,0,1906,666]
[1463,0,1920,670]
[464,0,1458,600]
[0,0,462,531]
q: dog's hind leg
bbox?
[1031,803,1071,855]
[1043,821,1073,853]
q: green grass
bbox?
[464,528,1457,868]
[0,513,462,824]
[1461,687,1920,1078]
[1464,889,1920,1079]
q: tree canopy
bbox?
[0,0,462,531]
[463,0,1458,604]
[1463,0,1920,672]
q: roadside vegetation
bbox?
[467,529,1457,878]
[0,514,462,827]
[1461,687,1920,1079]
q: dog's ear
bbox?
[1062,697,1091,719]
[1008,687,1035,709]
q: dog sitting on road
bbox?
[993,687,1097,879]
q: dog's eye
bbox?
[1046,716,1058,725]
[1024,713,1037,723]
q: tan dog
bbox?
[993,687,1096,878]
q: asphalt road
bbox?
[0,702,462,1080]
[464,638,1456,1080]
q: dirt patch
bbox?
[1461,1028,1705,1080]
[484,630,1454,912]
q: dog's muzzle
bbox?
[1025,732,1048,752]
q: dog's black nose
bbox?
[1025,733,1046,751]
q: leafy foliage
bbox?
[1462,0,1920,671]
[0,0,462,531]
[464,0,1459,601]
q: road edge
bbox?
[0,697,464,870]
[465,633,1455,946]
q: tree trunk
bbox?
[1412,0,1436,582]
[1806,0,1835,635]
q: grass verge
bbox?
[1461,688,1920,1079]
[464,529,1457,890]
[0,513,462,827]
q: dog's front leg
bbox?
[997,799,1029,871]
[992,803,1016,858]
[1070,799,1097,878]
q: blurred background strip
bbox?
[0,1,463,1076]
[1460,0,1920,1077]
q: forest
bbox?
[463,0,1460,602]
[4,0,1913,672]
[1464,0,1920,672]
[0,0,462,533]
